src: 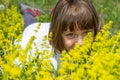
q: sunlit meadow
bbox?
[0,1,120,80]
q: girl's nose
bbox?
[76,38,83,45]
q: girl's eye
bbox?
[66,33,78,39]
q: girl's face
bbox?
[62,29,93,51]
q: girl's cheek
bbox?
[64,40,75,51]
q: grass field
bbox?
[0,0,120,33]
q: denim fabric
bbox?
[23,12,36,28]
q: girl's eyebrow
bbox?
[83,29,92,32]
[64,29,93,34]
[66,32,74,34]
[78,29,92,34]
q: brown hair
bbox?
[49,0,102,53]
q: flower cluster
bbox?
[57,21,120,80]
[0,5,23,56]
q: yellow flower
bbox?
[3,64,11,73]
[10,67,21,77]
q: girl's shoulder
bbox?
[21,22,51,49]
[23,22,50,34]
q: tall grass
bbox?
[0,0,119,33]
[93,0,120,34]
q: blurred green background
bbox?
[0,0,120,34]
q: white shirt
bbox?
[16,22,59,70]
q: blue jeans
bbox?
[23,12,36,28]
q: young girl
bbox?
[20,0,101,70]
